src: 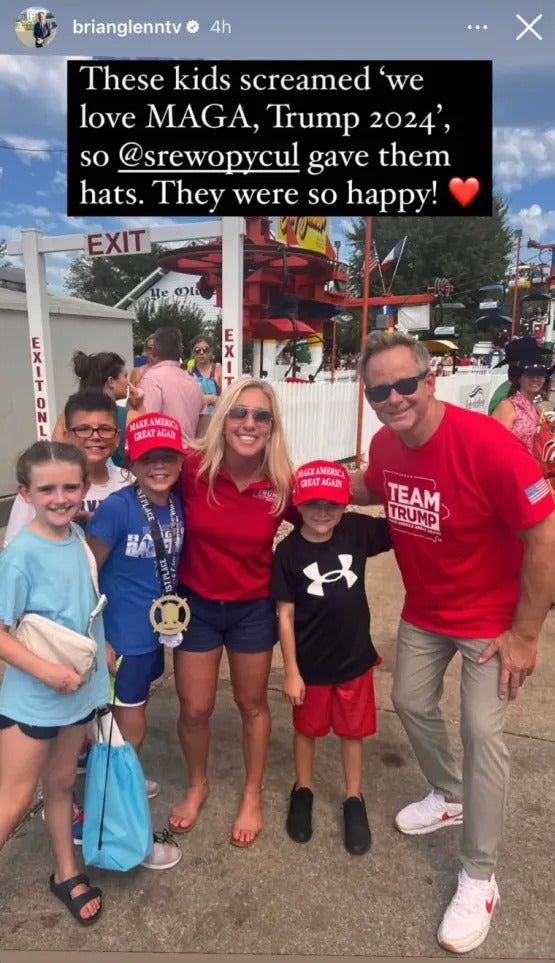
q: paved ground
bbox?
[0,515,554,957]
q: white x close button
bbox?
[516,13,543,40]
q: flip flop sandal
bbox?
[49,873,102,927]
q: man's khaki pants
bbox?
[392,618,510,880]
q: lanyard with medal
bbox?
[135,483,191,648]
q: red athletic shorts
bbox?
[293,665,379,739]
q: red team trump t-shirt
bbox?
[177,450,290,601]
[364,404,554,638]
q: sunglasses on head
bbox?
[364,370,429,404]
[228,405,273,423]
[522,365,547,377]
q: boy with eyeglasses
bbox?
[4,391,129,547]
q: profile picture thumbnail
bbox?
[15,6,57,49]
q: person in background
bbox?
[491,344,552,453]
[130,338,155,388]
[140,327,207,440]
[188,336,222,415]
[488,337,553,416]
[51,351,145,466]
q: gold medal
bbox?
[149,594,191,635]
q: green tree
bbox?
[343,195,514,355]
[65,244,170,306]
[133,299,207,358]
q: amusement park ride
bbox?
[158,217,555,375]
[158,216,435,379]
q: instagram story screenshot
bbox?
[0,1,554,961]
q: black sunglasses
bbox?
[364,370,429,403]
[228,405,273,423]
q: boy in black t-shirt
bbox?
[271,459,391,855]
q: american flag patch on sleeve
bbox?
[525,479,550,504]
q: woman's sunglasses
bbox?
[228,406,273,423]
[364,370,429,404]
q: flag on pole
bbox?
[369,242,380,272]
[381,237,407,270]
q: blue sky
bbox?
[0,57,554,292]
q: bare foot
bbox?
[169,781,209,833]
[230,788,263,847]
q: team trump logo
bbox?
[303,555,358,597]
[383,471,450,542]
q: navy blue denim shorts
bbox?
[0,709,96,741]
[176,583,278,654]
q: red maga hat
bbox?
[125,413,186,461]
[293,460,352,507]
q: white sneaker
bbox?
[395,790,463,835]
[145,779,160,800]
[438,869,500,953]
[140,830,182,871]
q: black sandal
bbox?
[49,873,103,927]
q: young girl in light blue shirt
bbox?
[0,441,109,927]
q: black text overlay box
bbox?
[67,60,493,217]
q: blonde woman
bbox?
[169,378,295,847]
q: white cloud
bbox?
[1,135,53,163]
[509,204,555,241]
[0,56,90,114]
[115,216,184,230]
[1,202,51,218]
[494,127,555,192]
[59,215,105,233]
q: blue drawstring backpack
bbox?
[82,707,153,872]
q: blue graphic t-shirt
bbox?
[88,486,184,655]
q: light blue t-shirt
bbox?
[88,486,184,656]
[0,528,110,727]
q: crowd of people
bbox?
[0,329,554,953]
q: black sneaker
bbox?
[286,786,313,843]
[343,795,371,855]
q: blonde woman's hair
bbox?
[188,377,294,513]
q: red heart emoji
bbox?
[448,178,480,208]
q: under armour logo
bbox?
[303,554,358,597]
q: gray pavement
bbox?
[0,534,554,957]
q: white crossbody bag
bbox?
[13,524,107,678]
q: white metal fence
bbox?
[273,371,507,466]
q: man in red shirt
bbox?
[351,332,555,954]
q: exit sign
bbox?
[85,228,151,257]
